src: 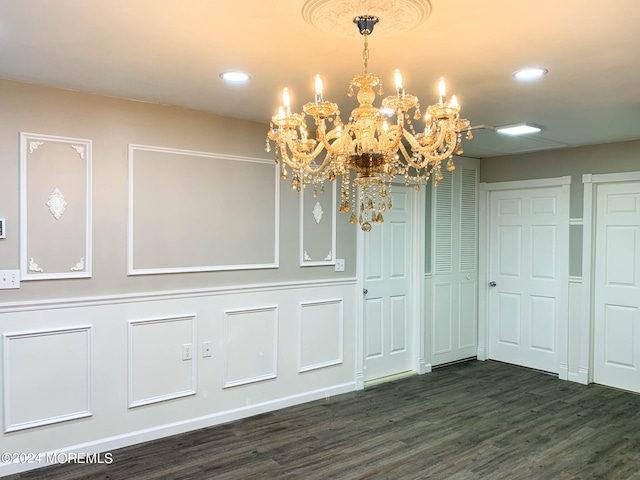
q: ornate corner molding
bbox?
[304,251,312,261]
[71,144,86,159]
[29,258,44,273]
[313,201,324,224]
[46,188,68,220]
[70,257,85,272]
[29,141,45,154]
[324,251,332,261]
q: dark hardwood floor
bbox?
[6,360,640,479]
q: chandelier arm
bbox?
[280,138,324,169]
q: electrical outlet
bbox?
[0,270,20,289]
[334,259,345,272]
[182,343,193,361]
[202,341,212,358]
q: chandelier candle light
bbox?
[266,15,471,232]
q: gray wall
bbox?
[480,140,640,275]
[0,79,357,302]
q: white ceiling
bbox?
[1,0,639,158]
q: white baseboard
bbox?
[0,382,356,477]
[567,368,589,385]
[476,346,486,361]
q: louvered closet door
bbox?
[430,157,479,366]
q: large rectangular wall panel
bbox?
[20,133,92,280]
[299,300,343,372]
[129,145,279,274]
[3,326,92,432]
[223,306,278,388]
[128,316,196,408]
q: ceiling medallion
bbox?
[266,15,470,231]
[302,0,432,38]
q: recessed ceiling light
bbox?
[220,71,250,83]
[496,122,542,136]
[513,67,548,80]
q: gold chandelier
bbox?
[265,15,471,231]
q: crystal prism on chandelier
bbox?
[265,15,472,232]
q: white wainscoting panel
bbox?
[128,316,196,407]
[0,279,357,477]
[223,306,278,388]
[299,299,344,372]
[3,326,92,432]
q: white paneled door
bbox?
[488,183,569,373]
[593,181,640,393]
[363,186,414,381]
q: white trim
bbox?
[127,316,197,408]
[568,276,582,284]
[0,277,357,313]
[478,176,571,376]
[415,185,427,374]
[3,326,93,432]
[298,299,344,372]
[127,144,279,275]
[0,381,356,477]
[477,186,490,362]
[479,176,571,192]
[581,170,640,385]
[300,179,337,266]
[222,306,278,388]
[19,132,93,281]
[586,171,640,184]
[569,218,583,226]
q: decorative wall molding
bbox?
[128,144,279,275]
[3,326,93,432]
[300,180,336,266]
[46,188,68,220]
[223,306,278,388]
[569,218,583,226]
[0,277,357,314]
[128,316,196,408]
[20,132,92,281]
[28,141,44,153]
[28,257,44,273]
[70,144,85,159]
[299,299,344,372]
[70,257,85,272]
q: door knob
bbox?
[489,281,497,287]
[363,288,368,294]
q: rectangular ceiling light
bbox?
[496,122,542,136]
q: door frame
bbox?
[582,171,640,385]
[355,184,426,390]
[478,176,571,377]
